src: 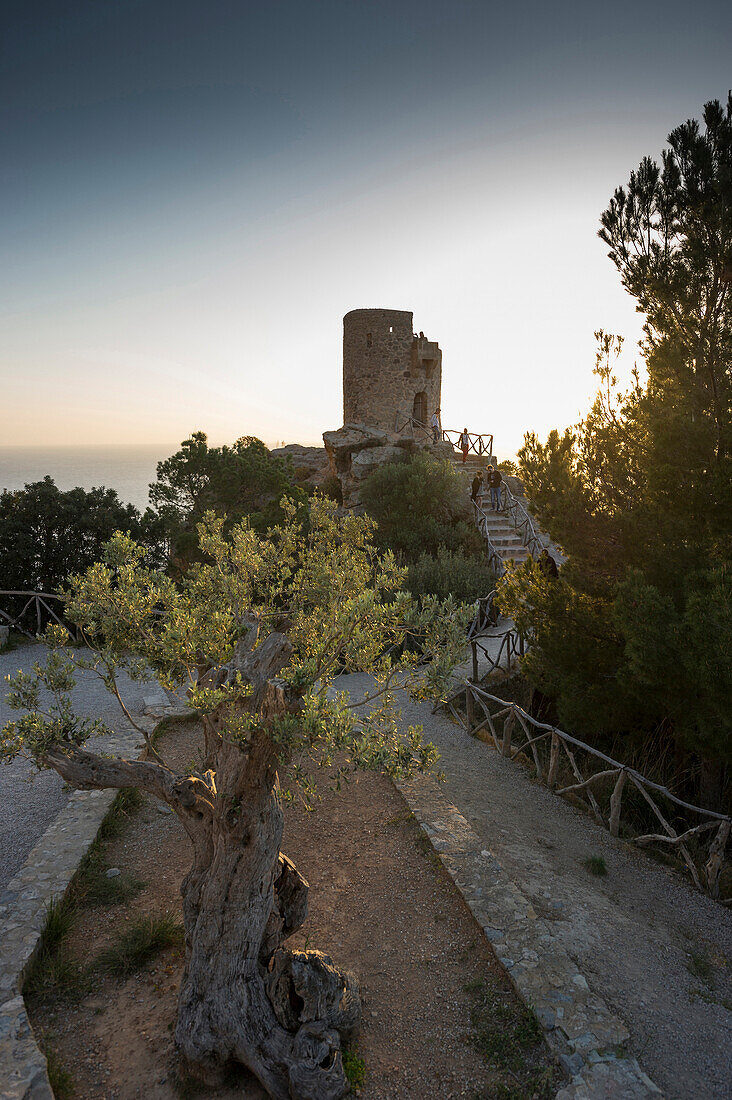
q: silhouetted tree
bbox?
[499,97,732,806]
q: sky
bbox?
[2,0,731,457]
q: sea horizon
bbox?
[0,443,181,512]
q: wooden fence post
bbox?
[471,640,479,684]
[705,820,730,899]
[502,711,515,757]
[609,769,627,837]
[466,686,475,733]
[547,732,560,788]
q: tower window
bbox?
[366,332,372,347]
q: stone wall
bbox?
[343,308,442,432]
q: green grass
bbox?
[24,951,91,1002]
[96,787,144,841]
[583,855,608,877]
[465,981,558,1098]
[42,894,76,949]
[23,895,90,1003]
[76,844,145,907]
[43,1045,75,1100]
[96,913,183,978]
[342,1047,366,1093]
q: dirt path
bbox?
[337,673,732,1100]
[29,717,558,1099]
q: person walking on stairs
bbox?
[459,427,470,464]
[487,464,503,511]
[431,407,442,444]
[470,470,483,504]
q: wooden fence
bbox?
[472,500,510,576]
[440,680,731,901]
[393,413,494,458]
[467,592,498,639]
[501,483,546,559]
[469,630,525,677]
[0,591,69,639]
[441,427,494,456]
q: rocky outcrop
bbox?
[271,444,330,489]
[323,422,436,509]
[271,426,454,510]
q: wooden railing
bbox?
[467,592,498,639]
[440,681,731,901]
[441,428,494,456]
[472,500,508,576]
[394,414,494,457]
[0,591,68,639]
[468,630,525,678]
[501,483,546,559]
[394,413,433,443]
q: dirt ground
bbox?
[28,717,557,1100]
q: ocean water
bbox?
[0,445,178,512]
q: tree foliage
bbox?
[0,477,164,595]
[359,451,483,562]
[499,97,732,801]
[150,432,303,571]
[407,546,495,603]
[2,498,469,1097]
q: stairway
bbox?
[474,497,531,565]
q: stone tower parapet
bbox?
[343,308,442,432]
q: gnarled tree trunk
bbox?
[175,776,359,1099]
[45,631,361,1099]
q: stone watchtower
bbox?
[342,308,442,432]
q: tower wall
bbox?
[343,308,442,431]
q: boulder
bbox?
[323,421,435,509]
[271,444,329,488]
[322,423,392,462]
[351,445,406,479]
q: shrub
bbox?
[360,452,482,561]
[407,547,495,603]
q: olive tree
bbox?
[2,497,467,1099]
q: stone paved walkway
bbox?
[0,642,151,892]
[337,672,732,1100]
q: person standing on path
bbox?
[431,407,442,444]
[487,464,503,511]
[459,427,470,464]
[470,470,483,504]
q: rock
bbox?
[271,444,329,488]
[323,421,429,509]
[322,423,392,461]
[350,445,407,479]
[105,867,121,878]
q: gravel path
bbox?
[0,642,148,891]
[337,671,732,1100]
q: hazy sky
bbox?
[2,0,731,456]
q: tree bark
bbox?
[43,631,362,1098]
[174,775,359,1100]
